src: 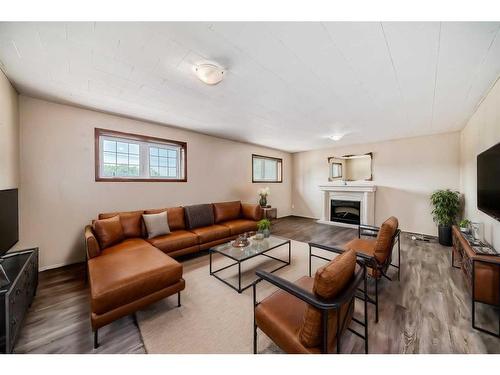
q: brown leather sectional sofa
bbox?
[85,200,262,348]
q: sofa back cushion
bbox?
[184,204,214,229]
[144,207,186,231]
[298,249,356,348]
[213,201,241,223]
[98,210,144,238]
[241,203,263,221]
[93,216,125,249]
[142,211,171,239]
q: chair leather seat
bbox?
[255,276,312,354]
[221,219,258,235]
[190,224,230,243]
[147,230,199,253]
[255,276,352,354]
[89,242,183,315]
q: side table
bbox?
[262,207,277,220]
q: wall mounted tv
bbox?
[0,188,19,257]
[477,142,500,221]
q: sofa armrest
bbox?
[241,203,263,221]
[85,225,101,259]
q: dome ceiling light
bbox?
[193,62,226,85]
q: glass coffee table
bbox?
[209,235,291,293]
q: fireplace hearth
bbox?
[330,199,361,225]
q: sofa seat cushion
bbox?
[147,230,199,253]
[221,219,258,235]
[100,238,152,256]
[89,242,182,315]
[190,224,230,243]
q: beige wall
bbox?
[0,70,19,190]
[460,77,500,250]
[16,96,292,270]
[292,132,461,235]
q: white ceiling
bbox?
[1,22,499,152]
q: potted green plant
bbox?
[257,219,271,238]
[430,189,460,246]
[459,219,471,233]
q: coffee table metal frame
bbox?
[209,237,291,293]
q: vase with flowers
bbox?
[257,187,270,207]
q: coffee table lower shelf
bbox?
[209,239,291,293]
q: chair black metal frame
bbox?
[252,259,368,354]
[308,223,401,323]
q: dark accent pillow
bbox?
[93,216,125,249]
[184,204,215,229]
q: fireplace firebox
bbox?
[330,199,361,225]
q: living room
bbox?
[1,0,500,373]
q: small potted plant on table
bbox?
[459,219,471,233]
[257,219,271,238]
[430,189,460,246]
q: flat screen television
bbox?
[477,142,500,221]
[0,188,19,257]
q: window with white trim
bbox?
[252,154,283,183]
[96,128,186,181]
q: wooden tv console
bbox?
[451,226,500,337]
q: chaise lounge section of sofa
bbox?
[85,201,262,348]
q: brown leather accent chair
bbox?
[308,217,401,323]
[85,201,263,348]
[253,250,368,354]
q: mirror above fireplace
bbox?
[328,152,372,181]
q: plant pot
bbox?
[438,224,452,246]
[263,228,270,238]
[259,196,267,207]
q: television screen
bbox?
[0,188,19,257]
[477,142,500,221]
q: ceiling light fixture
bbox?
[193,62,226,85]
[329,134,344,141]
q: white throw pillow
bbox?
[142,211,170,239]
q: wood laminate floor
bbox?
[13,216,500,354]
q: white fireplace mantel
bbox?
[318,182,376,228]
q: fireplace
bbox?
[330,199,361,225]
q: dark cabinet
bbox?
[0,248,38,353]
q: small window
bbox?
[252,154,282,183]
[95,128,187,182]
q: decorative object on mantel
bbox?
[459,219,471,234]
[430,189,460,246]
[257,219,271,238]
[257,187,270,207]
